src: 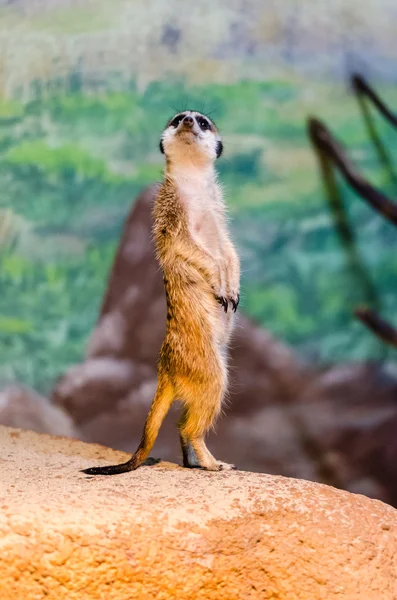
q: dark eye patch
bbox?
[197,116,210,131]
[170,114,184,128]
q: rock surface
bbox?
[1,426,396,600]
[49,185,397,507]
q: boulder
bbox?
[1,426,396,600]
[0,384,76,438]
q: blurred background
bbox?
[1,0,397,505]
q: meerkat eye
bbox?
[170,115,184,128]
[197,117,210,131]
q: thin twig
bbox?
[352,74,397,129]
[311,134,380,312]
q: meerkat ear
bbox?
[216,140,223,158]
[159,139,164,154]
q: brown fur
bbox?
[82,111,240,475]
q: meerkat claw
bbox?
[215,295,228,312]
[230,293,240,312]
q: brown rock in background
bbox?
[46,184,397,507]
[1,426,397,600]
[0,384,76,438]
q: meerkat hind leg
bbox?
[190,437,236,471]
[178,388,236,471]
[178,406,202,468]
[179,433,201,468]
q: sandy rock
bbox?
[1,426,396,600]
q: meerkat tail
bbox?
[81,379,174,476]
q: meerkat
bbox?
[82,110,240,475]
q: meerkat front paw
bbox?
[215,292,239,313]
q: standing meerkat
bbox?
[82,110,240,475]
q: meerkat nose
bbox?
[182,116,194,128]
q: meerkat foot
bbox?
[214,460,236,471]
[198,460,236,471]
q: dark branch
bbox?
[308,118,397,227]
[352,74,397,130]
[311,134,380,311]
[353,77,397,194]
[355,307,397,348]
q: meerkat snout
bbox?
[159,110,223,161]
[181,115,194,128]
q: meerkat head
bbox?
[159,111,223,166]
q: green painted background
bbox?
[1,0,397,392]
